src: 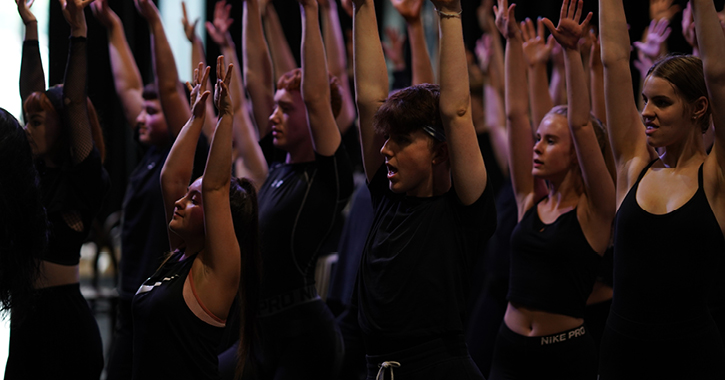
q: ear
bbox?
[432,142,449,166]
[692,96,709,120]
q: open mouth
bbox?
[386,163,398,177]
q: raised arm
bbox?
[198,57,240,311]
[299,0,341,156]
[319,0,357,131]
[208,1,268,187]
[18,0,45,102]
[521,17,555,129]
[693,0,725,183]
[183,0,217,139]
[92,0,144,129]
[497,0,541,216]
[60,0,95,165]
[160,63,211,251]
[433,0,487,205]
[544,0,614,238]
[391,0,435,85]
[243,0,275,137]
[353,0,389,182]
[136,0,191,138]
[599,0,656,200]
[263,1,298,83]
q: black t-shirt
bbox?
[357,165,497,353]
[257,135,354,303]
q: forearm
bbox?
[20,39,45,102]
[232,110,268,188]
[161,114,206,191]
[321,0,356,129]
[64,35,94,164]
[263,3,297,80]
[243,0,275,136]
[564,48,591,130]
[528,63,553,127]
[107,18,144,127]
[407,19,435,85]
[203,113,234,191]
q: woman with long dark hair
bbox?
[7,0,110,378]
[132,57,260,380]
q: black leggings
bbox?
[365,335,483,380]
[599,310,725,379]
[489,322,597,380]
[5,283,103,380]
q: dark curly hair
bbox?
[373,83,444,143]
[0,108,46,318]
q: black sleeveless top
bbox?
[132,252,224,380]
[613,160,725,323]
[508,199,601,318]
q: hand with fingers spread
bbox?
[206,0,234,47]
[187,62,212,118]
[521,17,554,67]
[382,27,407,71]
[542,0,593,51]
[633,17,671,60]
[181,2,200,43]
[391,0,425,24]
[214,56,234,116]
[16,0,36,25]
[649,0,681,21]
[633,48,654,80]
[493,0,520,39]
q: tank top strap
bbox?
[635,159,660,185]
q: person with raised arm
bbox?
[487,0,615,378]
[597,0,725,378]
[204,0,268,187]
[132,57,260,380]
[218,0,354,378]
[352,0,497,377]
[91,1,210,378]
[9,0,110,378]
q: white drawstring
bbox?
[375,361,401,380]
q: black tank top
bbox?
[508,199,601,318]
[613,160,725,323]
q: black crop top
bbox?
[508,201,601,318]
[41,148,110,265]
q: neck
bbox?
[659,133,707,169]
[285,144,316,164]
[544,169,583,209]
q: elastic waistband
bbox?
[500,321,589,347]
[257,285,320,317]
[606,309,716,341]
[365,334,470,377]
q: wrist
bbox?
[24,19,38,26]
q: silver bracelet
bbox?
[435,7,462,19]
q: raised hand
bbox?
[91,0,119,29]
[135,0,160,21]
[542,0,592,50]
[682,2,697,50]
[187,62,211,118]
[649,0,681,21]
[390,0,424,23]
[60,0,93,31]
[382,27,407,71]
[181,2,199,43]
[16,0,36,25]
[214,56,234,116]
[475,34,492,73]
[521,17,554,67]
[477,0,494,33]
[493,0,520,39]
[633,17,671,60]
[206,0,234,47]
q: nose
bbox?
[380,138,393,158]
[269,106,281,125]
[641,101,654,120]
[136,110,146,126]
[533,139,543,154]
